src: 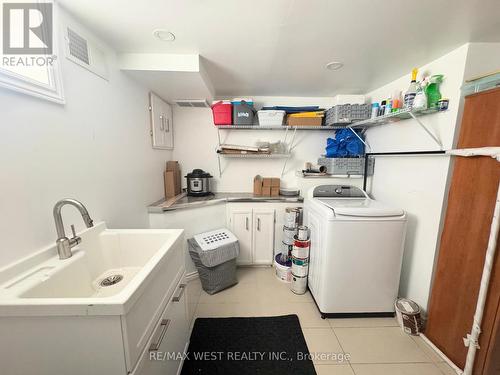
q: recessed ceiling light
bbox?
[153,29,175,42]
[325,61,343,71]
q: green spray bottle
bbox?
[425,75,443,109]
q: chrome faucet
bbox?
[53,199,94,260]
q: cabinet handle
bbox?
[257,218,261,231]
[159,115,164,131]
[166,118,170,132]
[149,319,171,352]
[246,217,249,231]
[172,284,186,302]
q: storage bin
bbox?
[212,101,232,125]
[257,110,286,126]
[231,98,254,107]
[233,101,256,125]
[325,104,371,126]
[317,157,375,176]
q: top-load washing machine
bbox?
[304,185,407,318]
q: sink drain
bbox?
[100,274,123,287]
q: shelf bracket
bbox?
[288,127,298,151]
[281,154,291,177]
[217,153,222,177]
[409,112,443,149]
[348,127,371,152]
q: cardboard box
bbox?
[271,178,280,187]
[262,186,271,196]
[164,161,181,199]
[286,116,323,126]
[262,178,272,187]
[253,175,263,195]
[271,187,280,197]
[166,161,178,171]
[164,171,176,198]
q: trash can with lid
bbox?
[188,228,239,295]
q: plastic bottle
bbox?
[379,100,386,116]
[404,68,418,108]
[384,100,392,115]
[371,103,379,119]
[413,81,427,110]
[391,91,402,112]
[425,75,443,109]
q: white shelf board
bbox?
[217,153,291,159]
[216,125,343,130]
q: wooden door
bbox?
[426,87,500,374]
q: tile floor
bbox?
[186,267,457,375]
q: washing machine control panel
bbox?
[313,185,366,198]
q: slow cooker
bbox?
[185,169,213,196]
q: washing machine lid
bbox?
[317,198,404,217]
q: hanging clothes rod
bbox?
[362,150,447,190]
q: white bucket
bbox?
[291,274,307,294]
[274,260,291,282]
[291,258,309,277]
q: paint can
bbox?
[291,274,307,294]
[292,237,310,259]
[297,226,309,241]
[291,257,309,277]
[395,298,423,336]
[284,208,300,228]
[282,241,293,259]
[283,226,298,245]
[274,254,292,283]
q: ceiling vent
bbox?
[174,99,210,108]
[64,27,109,81]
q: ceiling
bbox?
[59,0,500,98]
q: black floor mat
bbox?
[181,314,316,375]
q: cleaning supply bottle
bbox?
[425,74,443,109]
[404,68,418,109]
[413,80,428,110]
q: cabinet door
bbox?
[149,92,174,150]
[252,209,275,265]
[228,209,253,264]
[133,281,188,375]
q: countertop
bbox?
[148,192,303,213]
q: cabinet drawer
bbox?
[122,239,184,372]
[131,280,189,375]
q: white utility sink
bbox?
[0,222,187,375]
[0,222,184,315]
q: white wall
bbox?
[172,96,363,193]
[0,8,170,268]
[463,43,500,81]
[364,44,470,311]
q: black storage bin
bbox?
[233,101,255,125]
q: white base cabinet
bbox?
[227,204,276,265]
[132,279,188,375]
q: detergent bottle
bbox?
[425,75,443,109]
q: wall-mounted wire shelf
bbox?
[217,153,291,159]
